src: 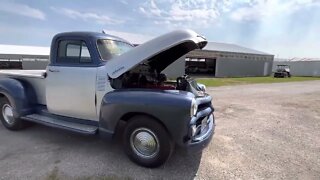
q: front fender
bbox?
[99,89,195,145]
[0,78,36,117]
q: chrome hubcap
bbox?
[130,128,159,158]
[2,104,14,125]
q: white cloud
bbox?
[230,0,320,22]
[102,29,154,44]
[0,1,45,20]
[120,0,128,5]
[51,7,124,25]
[139,0,221,26]
[139,0,320,24]
[225,0,320,58]
[252,32,320,58]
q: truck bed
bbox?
[0,70,46,78]
[0,70,47,105]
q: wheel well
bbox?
[0,93,8,101]
[118,112,172,139]
[121,112,156,122]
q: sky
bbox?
[0,0,319,58]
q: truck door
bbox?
[46,39,98,121]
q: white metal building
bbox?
[273,58,320,77]
[186,42,274,77]
[0,42,275,78]
[0,44,49,70]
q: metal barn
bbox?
[0,44,49,70]
[0,42,275,79]
[273,58,320,77]
[185,42,274,77]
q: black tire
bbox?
[0,97,25,130]
[123,115,174,168]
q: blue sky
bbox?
[0,0,319,58]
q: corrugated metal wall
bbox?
[22,60,48,70]
[0,54,49,70]
[273,61,320,77]
[187,50,274,77]
[216,57,274,77]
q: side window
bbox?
[57,40,92,64]
[80,42,91,63]
[66,43,81,57]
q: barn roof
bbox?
[275,58,320,62]
[0,44,49,56]
[203,42,272,56]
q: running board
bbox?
[21,114,98,135]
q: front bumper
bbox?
[182,94,215,151]
[187,113,215,152]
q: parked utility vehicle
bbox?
[274,64,291,78]
[0,30,215,167]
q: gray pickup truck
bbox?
[0,30,215,167]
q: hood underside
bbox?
[106,29,207,79]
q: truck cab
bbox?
[0,30,215,168]
[46,32,130,121]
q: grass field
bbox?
[196,76,320,87]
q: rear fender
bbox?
[0,78,37,118]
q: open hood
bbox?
[105,29,207,79]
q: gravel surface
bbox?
[0,81,320,180]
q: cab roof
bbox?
[52,31,131,45]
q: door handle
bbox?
[48,69,60,73]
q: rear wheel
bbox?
[0,97,25,130]
[123,115,174,168]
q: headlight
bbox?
[190,98,198,117]
[197,83,206,92]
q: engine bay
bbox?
[110,64,206,95]
[110,63,175,90]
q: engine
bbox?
[110,64,176,90]
[110,64,206,96]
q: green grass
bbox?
[196,76,320,87]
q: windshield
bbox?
[97,39,133,60]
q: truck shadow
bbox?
[0,124,202,179]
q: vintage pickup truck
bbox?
[0,30,215,167]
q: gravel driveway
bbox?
[0,81,319,179]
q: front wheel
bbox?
[0,97,25,130]
[123,115,174,168]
